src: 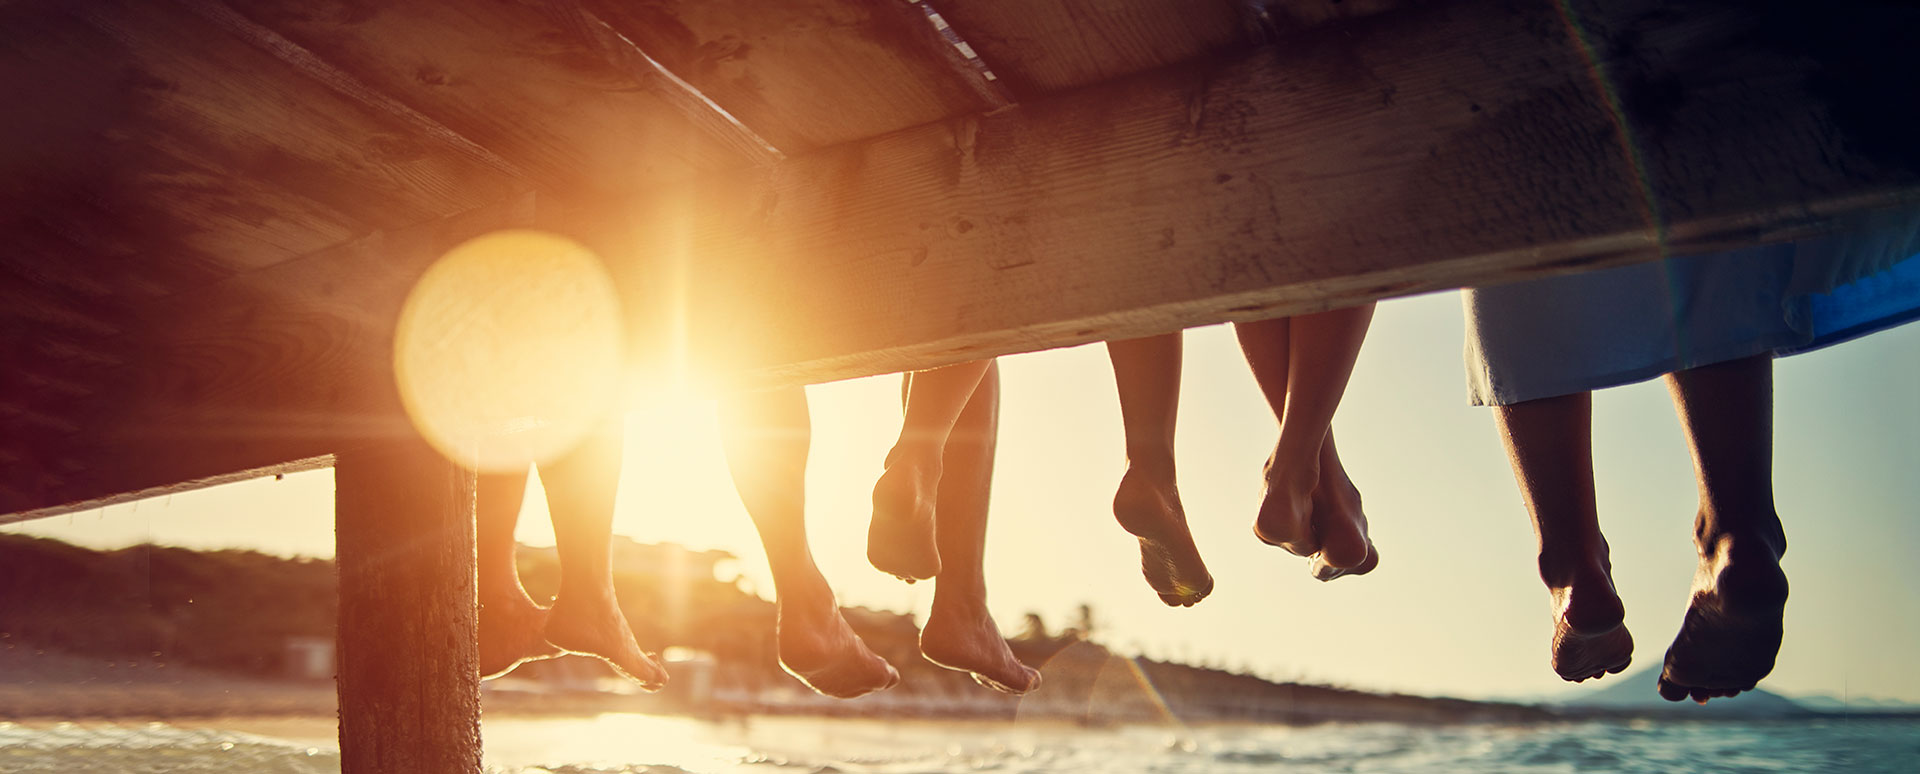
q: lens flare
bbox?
[394,230,624,473]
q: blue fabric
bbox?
[1463,243,1920,406]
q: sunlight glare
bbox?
[394,230,624,473]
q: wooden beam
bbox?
[196,0,773,197]
[923,0,1255,98]
[174,0,529,181]
[542,1,785,163]
[5,0,1918,520]
[577,0,1000,152]
[898,1,1015,110]
[334,436,480,774]
[662,0,1920,388]
[0,194,536,521]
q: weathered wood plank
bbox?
[924,0,1253,98]
[582,0,998,152]
[216,0,765,194]
[335,436,480,774]
[2,0,524,277]
[665,0,1920,387]
[0,194,536,522]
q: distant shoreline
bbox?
[6,676,1915,725]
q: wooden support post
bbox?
[335,436,480,774]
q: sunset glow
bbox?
[393,230,625,473]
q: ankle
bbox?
[1264,462,1317,498]
[928,594,990,626]
[881,452,941,488]
[1123,445,1176,476]
[771,576,835,614]
[480,585,540,612]
[1694,507,1786,558]
[1537,546,1610,589]
[555,577,617,608]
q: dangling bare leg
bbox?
[1658,354,1789,703]
[1237,305,1378,575]
[1106,334,1212,606]
[869,359,993,581]
[718,388,900,698]
[538,426,670,689]
[917,363,1042,693]
[1495,392,1633,682]
[476,467,561,679]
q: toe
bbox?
[1657,677,1690,702]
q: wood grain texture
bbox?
[216,0,764,194]
[0,194,536,520]
[334,437,480,774]
[660,0,1920,388]
[582,0,997,153]
[2,0,522,280]
[924,0,1252,98]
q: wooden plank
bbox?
[5,0,1919,521]
[0,194,536,521]
[896,0,1015,110]
[660,0,1920,387]
[581,0,998,152]
[924,0,1252,98]
[1,0,524,277]
[334,436,480,774]
[924,1,1419,99]
[214,0,764,194]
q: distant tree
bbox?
[1070,602,1095,638]
[1017,611,1049,641]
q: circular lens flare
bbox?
[394,230,623,473]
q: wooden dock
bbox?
[4,1,1916,770]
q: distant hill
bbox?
[0,535,1565,724]
[1559,667,1807,718]
[1796,694,1920,712]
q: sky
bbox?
[10,290,1919,705]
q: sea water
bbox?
[1,715,1914,773]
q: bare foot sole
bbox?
[921,607,1041,695]
[1113,467,1212,607]
[477,589,562,680]
[544,593,669,690]
[869,463,941,582]
[1657,533,1788,704]
[1549,569,1633,682]
[1553,619,1634,682]
[1308,543,1380,582]
[777,602,900,699]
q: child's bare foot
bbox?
[477,583,562,680]
[1545,556,1633,682]
[921,600,1041,694]
[1113,460,1212,607]
[1304,447,1378,582]
[1657,524,1788,704]
[544,590,669,690]
[1252,446,1319,557]
[775,594,901,698]
[869,453,942,581]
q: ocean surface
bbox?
[1,714,1915,774]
